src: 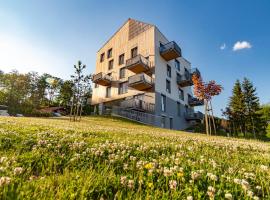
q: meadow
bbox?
[0,116,269,200]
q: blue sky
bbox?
[0,0,270,117]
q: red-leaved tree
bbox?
[192,74,223,135]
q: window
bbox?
[179,88,184,100]
[177,73,181,82]
[175,59,180,71]
[100,53,105,62]
[119,82,128,94]
[119,54,125,65]
[166,79,171,93]
[106,87,111,98]
[167,65,171,78]
[131,47,138,58]
[108,59,114,70]
[119,67,125,79]
[169,118,173,129]
[107,48,112,58]
[161,116,166,128]
[161,94,166,112]
[177,102,181,116]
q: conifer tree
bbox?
[229,80,246,136]
[242,77,266,138]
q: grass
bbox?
[0,116,269,199]
[267,124,270,138]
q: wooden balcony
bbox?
[126,54,150,73]
[92,72,112,86]
[185,111,204,121]
[128,73,153,91]
[160,41,182,61]
[188,96,204,107]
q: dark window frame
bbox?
[179,88,184,100]
[100,53,105,63]
[177,102,181,116]
[175,59,180,71]
[166,79,171,93]
[119,67,125,79]
[161,94,166,112]
[167,64,171,78]
[131,47,138,58]
[108,59,114,70]
[107,48,112,59]
[119,53,125,65]
[119,81,128,94]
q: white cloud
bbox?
[233,41,252,51]
[220,43,226,50]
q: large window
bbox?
[179,88,184,100]
[119,67,125,79]
[119,54,125,65]
[108,59,114,70]
[167,65,171,78]
[131,47,138,58]
[161,116,166,128]
[106,87,111,98]
[177,102,181,116]
[100,53,105,63]
[175,59,180,71]
[119,82,128,94]
[161,94,166,112]
[107,48,112,58]
[166,79,171,93]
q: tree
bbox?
[192,73,223,136]
[57,80,74,107]
[70,60,91,121]
[229,80,246,136]
[242,78,264,138]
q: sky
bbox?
[0,0,270,117]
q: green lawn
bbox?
[0,116,269,199]
[267,124,270,138]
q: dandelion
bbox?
[0,177,11,187]
[147,182,154,189]
[225,193,233,200]
[144,163,153,170]
[169,180,177,190]
[14,167,23,175]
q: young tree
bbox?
[192,74,223,136]
[57,80,74,107]
[70,60,91,122]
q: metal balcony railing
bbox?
[126,54,150,73]
[160,41,182,61]
[177,68,201,87]
[120,98,155,113]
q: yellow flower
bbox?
[177,172,184,177]
[145,163,153,169]
[147,182,154,188]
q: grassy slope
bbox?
[0,116,269,199]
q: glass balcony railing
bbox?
[92,72,112,86]
[128,73,153,90]
[126,54,150,73]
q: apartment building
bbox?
[91,18,203,130]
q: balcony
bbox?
[120,98,155,113]
[177,68,201,87]
[185,111,204,121]
[126,55,150,73]
[92,72,112,86]
[128,73,153,91]
[188,96,204,107]
[160,41,182,61]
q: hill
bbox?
[0,116,269,199]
